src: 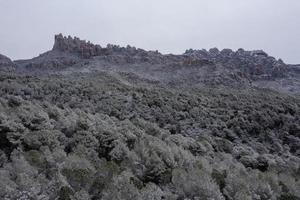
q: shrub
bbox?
[172,167,225,200]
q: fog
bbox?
[0,0,299,63]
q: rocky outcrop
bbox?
[184,48,288,80]
[12,34,300,93]
[53,34,103,58]
[52,34,289,80]
[0,54,15,72]
[52,34,164,60]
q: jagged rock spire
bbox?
[51,34,161,59]
[52,33,102,58]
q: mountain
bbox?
[10,34,300,93]
[0,34,299,200]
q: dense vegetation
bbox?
[0,71,299,200]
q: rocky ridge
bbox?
[184,48,288,80]
[51,34,290,80]
[9,34,298,93]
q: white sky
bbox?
[0,0,299,63]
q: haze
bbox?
[0,0,299,64]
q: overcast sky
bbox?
[0,0,299,63]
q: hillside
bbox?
[0,35,299,200]
[13,34,300,93]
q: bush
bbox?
[172,167,225,200]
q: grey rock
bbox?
[0,54,15,72]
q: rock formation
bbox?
[184,48,287,79]
[0,54,15,72]
[53,33,103,58]
[51,34,290,80]
[13,34,299,93]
